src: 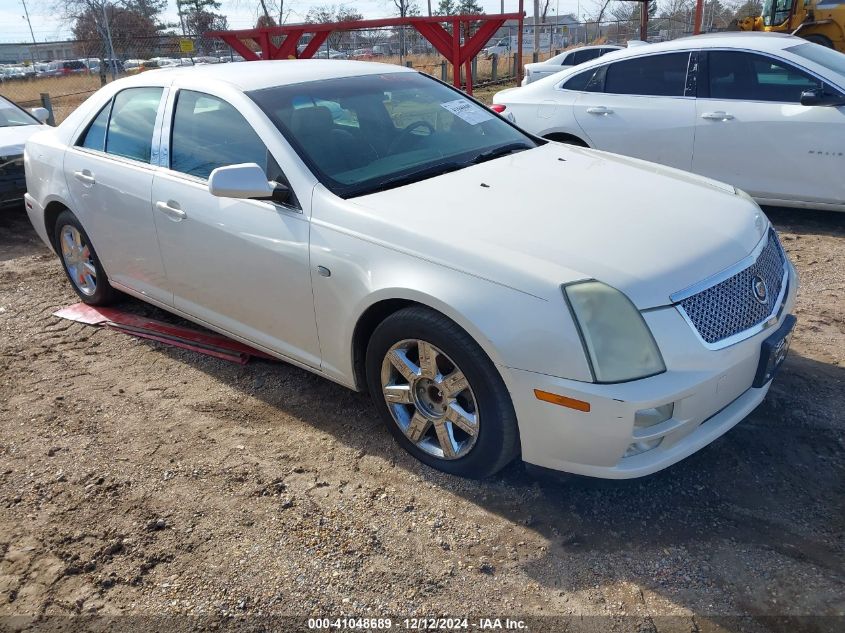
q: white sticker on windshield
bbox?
[440,99,493,125]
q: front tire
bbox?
[365,306,520,478]
[54,210,117,306]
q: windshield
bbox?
[787,43,845,80]
[0,97,38,127]
[248,72,537,198]
[762,0,794,26]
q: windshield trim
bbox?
[247,72,541,200]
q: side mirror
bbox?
[800,88,845,107]
[30,107,50,124]
[208,163,274,199]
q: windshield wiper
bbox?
[469,142,533,165]
[352,161,466,196]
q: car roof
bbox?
[114,59,412,92]
[511,32,837,92]
[595,32,805,61]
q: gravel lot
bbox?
[0,207,843,633]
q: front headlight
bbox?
[563,281,665,383]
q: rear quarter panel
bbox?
[24,129,71,251]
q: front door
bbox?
[692,49,845,205]
[151,89,320,367]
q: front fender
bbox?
[309,215,593,390]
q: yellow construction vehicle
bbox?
[736,0,845,52]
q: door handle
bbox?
[155,200,187,221]
[586,106,613,115]
[73,170,95,185]
[701,111,734,121]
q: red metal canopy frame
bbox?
[208,12,524,95]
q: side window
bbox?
[170,90,276,181]
[604,53,690,97]
[707,51,822,103]
[78,100,112,151]
[105,87,162,162]
[571,49,602,66]
[561,65,606,92]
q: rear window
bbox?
[561,66,606,92]
[604,53,690,97]
[63,61,86,70]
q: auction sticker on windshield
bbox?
[440,99,493,125]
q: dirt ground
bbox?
[0,207,843,633]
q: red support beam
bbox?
[693,0,705,34]
[208,13,523,95]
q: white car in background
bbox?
[1,95,49,208]
[495,33,845,211]
[24,60,796,480]
[522,45,622,85]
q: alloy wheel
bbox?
[380,339,479,460]
[60,225,97,296]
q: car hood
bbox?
[351,143,767,309]
[1,125,42,156]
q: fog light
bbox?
[624,438,663,457]
[634,403,674,429]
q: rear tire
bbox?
[54,210,117,306]
[366,306,520,479]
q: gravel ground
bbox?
[0,207,843,633]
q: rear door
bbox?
[573,51,697,169]
[63,86,170,303]
[692,49,845,205]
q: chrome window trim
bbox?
[671,230,790,351]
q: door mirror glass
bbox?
[800,88,845,107]
[208,163,274,199]
[30,107,50,123]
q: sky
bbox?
[1,0,592,43]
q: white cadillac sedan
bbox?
[494,33,845,212]
[25,60,797,479]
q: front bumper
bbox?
[504,263,798,479]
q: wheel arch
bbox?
[43,198,71,251]
[543,131,590,147]
[349,290,510,393]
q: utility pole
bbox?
[102,1,118,80]
[533,0,539,62]
[21,0,39,63]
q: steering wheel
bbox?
[388,121,436,154]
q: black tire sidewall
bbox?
[366,307,519,479]
[53,210,115,306]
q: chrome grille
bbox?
[678,230,786,345]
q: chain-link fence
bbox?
[0,17,693,124]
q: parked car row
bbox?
[21,54,800,481]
